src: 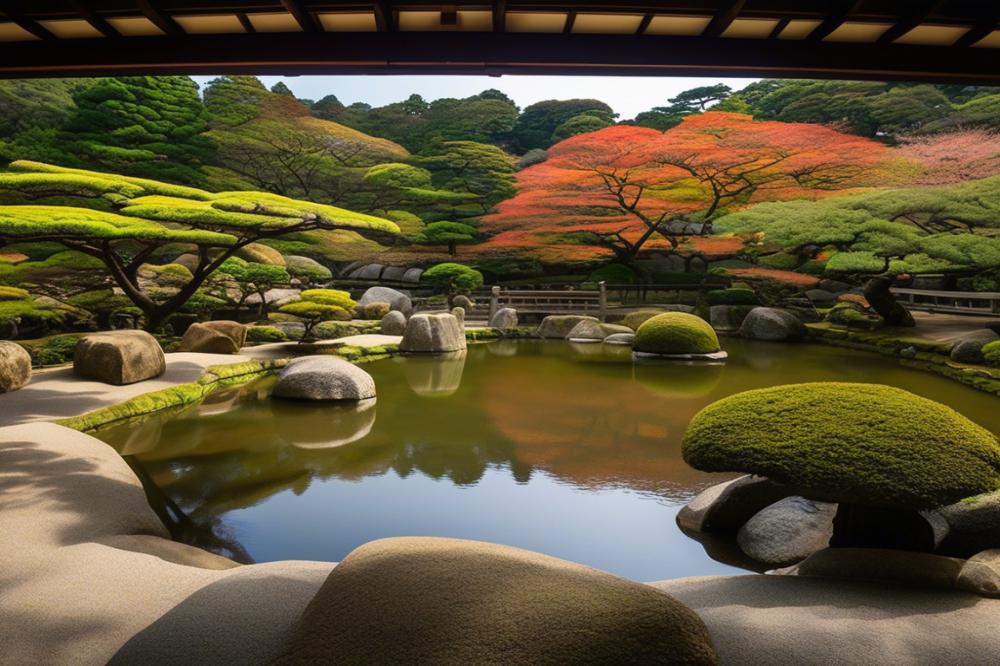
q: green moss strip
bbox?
[58,359,287,432]
[806,323,1000,397]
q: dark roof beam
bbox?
[768,17,790,39]
[877,0,945,45]
[806,0,863,42]
[563,10,576,34]
[702,0,746,39]
[954,13,999,48]
[374,1,394,32]
[69,0,120,38]
[636,12,653,35]
[137,0,184,36]
[280,0,322,33]
[1,7,56,40]
[493,0,506,33]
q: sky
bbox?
[191,74,759,120]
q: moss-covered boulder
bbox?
[274,537,717,666]
[951,330,999,364]
[683,383,1000,510]
[633,312,721,357]
[622,306,694,332]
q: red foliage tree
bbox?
[896,130,1000,185]
[479,112,888,267]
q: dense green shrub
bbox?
[706,288,758,306]
[683,382,1000,509]
[587,263,636,285]
[29,334,82,366]
[825,302,883,330]
[634,312,720,355]
[247,325,286,343]
[757,253,800,270]
[280,289,358,340]
[312,321,361,340]
[0,286,30,301]
[982,340,1000,367]
[362,302,391,320]
[957,273,1000,293]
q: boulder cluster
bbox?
[678,382,1000,596]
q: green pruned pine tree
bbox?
[0,160,398,331]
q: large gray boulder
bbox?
[737,497,837,566]
[452,294,475,310]
[285,255,332,282]
[275,537,718,665]
[400,313,467,354]
[0,341,31,393]
[179,320,246,354]
[566,320,633,342]
[352,264,385,281]
[401,267,424,284]
[381,266,406,282]
[819,278,852,293]
[739,307,807,341]
[359,286,412,316]
[245,288,301,308]
[380,310,407,336]
[489,307,518,331]
[73,331,165,385]
[677,475,792,533]
[805,289,837,307]
[537,315,598,339]
[933,489,1000,556]
[273,356,375,401]
[270,321,306,340]
[709,305,752,333]
[950,330,999,364]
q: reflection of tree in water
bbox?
[99,344,733,534]
[482,355,727,500]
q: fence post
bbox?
[489,285,500,321]
[598,281,607,322]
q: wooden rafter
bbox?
[702,0,746,39]
[806,0,864,42]
[877,0,946,45]
[493,0,506,33]
[136,0,184,37]
[636,13,653,35]
[373,0,394,32]
[280,0,321,33]
[1,6,56,40]
[954,13,999,48]
[563,10,577,34]
[69,0,120,38]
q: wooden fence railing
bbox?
[487,283,608,321]
[891,288,1000,315]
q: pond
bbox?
[95,338,1000,582]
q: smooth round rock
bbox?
[737,496,837,566]
[488,307,518,331]
[273,356,375,401]
[738,307,807,341]
[179,320,246,354]
[950,330,998,364]
[358,286,412,316]
[73,331,166,386]
[603,332,635,346]
[0,341,31,393]
[274,537,718,666]
[566,320,632,343]
[536,315,598,339]
[380,310,407,336]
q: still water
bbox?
[96,339,1000,581]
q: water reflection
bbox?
[94,338,1000,580]
[400,351,467,397]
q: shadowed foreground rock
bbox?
[73,330,166,385]
[537,315,598,339]
[274,537,718,666]
[0,340,31,392]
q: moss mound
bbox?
[683,382,1000,509]
[982,340,1000,367]
[634,312,720,355]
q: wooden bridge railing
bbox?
[488,283,609,321]
[891,288,1000,315]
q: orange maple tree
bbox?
[478,112,888,266]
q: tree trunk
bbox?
[863,275,915,327]
[448,241,456,256]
